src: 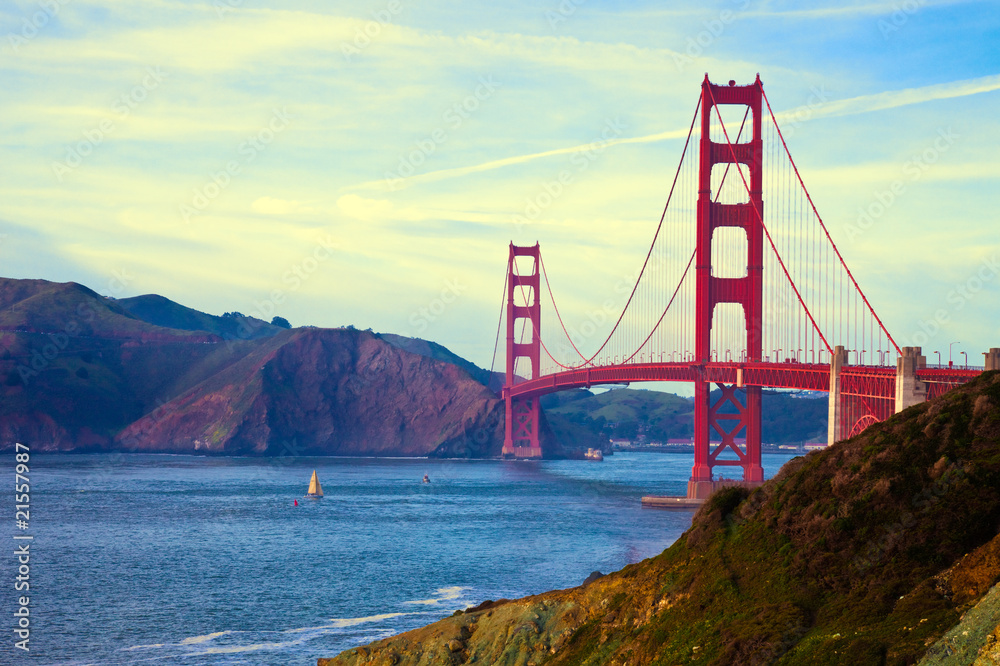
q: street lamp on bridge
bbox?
[961,351,968,368]
[934,351,942,366]
[949,341,961,368]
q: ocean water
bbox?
[1,451,798,665]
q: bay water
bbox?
[1,451,798,665]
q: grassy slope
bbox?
[118,293,283,340]
[320,371,1000,666]
[542,387,828,444]
[0,279,207,339]
[0,280,248,441]
[378,333,496,388]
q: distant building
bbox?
[789,391,827,400]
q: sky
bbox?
[1,0,998,375]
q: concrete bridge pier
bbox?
[895,346,927,414]
[827,345,849,446]
[985,348,1000,371]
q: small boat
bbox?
[584,448,604,461]
[305,470,324,498]
[422,474,430,484]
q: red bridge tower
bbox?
[690,75,765,498]
[503,243,542,458]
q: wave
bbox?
[284,612,409,633]
[179,630,233,645]
[403,585,468,605]
[123,588,469,661]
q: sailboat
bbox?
[305,470,323,498]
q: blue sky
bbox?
[1,0,998,372]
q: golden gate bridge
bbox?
[491,75,998,500]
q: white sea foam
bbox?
[404,585,468,605]
[329,612,409,627]
[125,630,232,652]
[189,641,286,655]
[284,612,409,633]
[126,595,459,659]
[179,630,232,645]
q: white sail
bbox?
[306,470,323,497]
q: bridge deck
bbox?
[506,362,981,399]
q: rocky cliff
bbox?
[0,277,506,456]
[319,371,1000,665]
[115,327,505,457]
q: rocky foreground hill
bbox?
[319,371,1000,665]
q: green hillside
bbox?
[119,293,283,340]
[542,387,828,444]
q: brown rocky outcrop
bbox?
[115,328,506,456]
[0,277,508,456]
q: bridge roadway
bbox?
[506,361,981,400]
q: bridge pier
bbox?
[894,346,927,414]
[827,345,848,446]
[985,348,1000,371]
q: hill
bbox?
[118,293,284,340]
[0,276,829,457]
[319,371,1000,665]
[542,387,828,444]
[378,332,498,389]
[116,327,505,457]
[0,277,508,455]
